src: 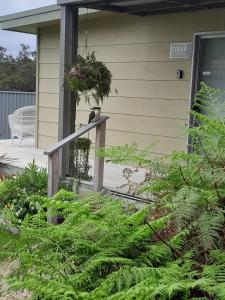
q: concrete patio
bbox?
[0,138,146,194]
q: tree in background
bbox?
[0,44,36,92]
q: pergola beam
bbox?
[128,0,225,15]
[57,0,225,16]
[82,3,128,13]
[58,0,104,5]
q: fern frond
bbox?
[197,209,224,251]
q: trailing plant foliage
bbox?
[2,82,225,299]
[66,52,112,105]
[71,137,92,180]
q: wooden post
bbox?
[48,151,59,197]
[94,121,106,192]
[44,117,109,196]
[58,6,78,178]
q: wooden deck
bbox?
[0,138,145,193]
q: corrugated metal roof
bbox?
[57,0,225,16]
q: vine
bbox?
[71,137,92,180]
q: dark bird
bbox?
[88,106,101,123]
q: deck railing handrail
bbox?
[44,115,109,197]
[44,116,109,155]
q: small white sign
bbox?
[170,43,192,59]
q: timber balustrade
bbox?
[44,116,109,197]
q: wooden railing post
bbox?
[48,151,59,197]
[44,116,109,196]
[94,120,106,192]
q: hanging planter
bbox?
[66,52,112,105]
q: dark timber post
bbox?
[58,5,78,178]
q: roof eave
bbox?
[0,5,98,34]
[0,5,61,34]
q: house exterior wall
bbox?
[37,25,60,149]
[37,8,225,155]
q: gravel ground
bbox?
[0,260,31,300]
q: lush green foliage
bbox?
[72,137,92,180]
[1,82,225,299]
[0,161,47,220]
[0,228,20,261]
[66,52,112,105]
[4,191,225,300]
[0,44,36,92]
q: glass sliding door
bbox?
[188,32,225,152]
[198,37,225,90]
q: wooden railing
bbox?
[44,116,109,197]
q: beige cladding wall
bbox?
[38,25,60,149]
[37,8,225,155]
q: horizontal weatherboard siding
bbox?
[39,25,60,49]
[91,130,186,155]
[38,135,58,149]
[37,7,225,154]
[109,80,190,99]
[39,107,58,123]
[37,25,60,149]
[39,121,58,137]
[39,93,59,108]
[78,43,192,63]
[76,111,187,139]
[77,97,189,120]
[78,9,225,46]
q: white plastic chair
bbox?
[8,106,36,144]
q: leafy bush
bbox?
[2,83,225,299]
[5,191,225,300]
[0,161,47,219]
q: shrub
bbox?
[6,190,225,300]
[3,83,225,299]
[0,160,47,219]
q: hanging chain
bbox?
[84,8,91,136]
[83,8,89,59]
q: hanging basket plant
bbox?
[66,52,112,105]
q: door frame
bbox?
[188,31,225,152]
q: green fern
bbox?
[197,209,224,252]
[2,82,225,299]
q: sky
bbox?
[0,0,57,56]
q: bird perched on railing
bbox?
[88,106,101,123]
